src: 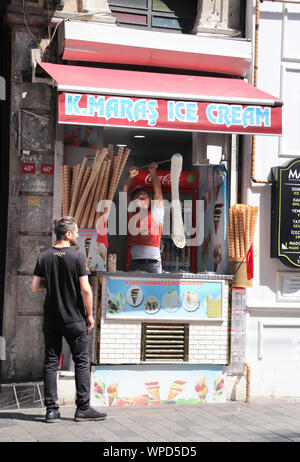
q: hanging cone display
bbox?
[227,204,259,287]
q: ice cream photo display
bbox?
[106,278,223,320]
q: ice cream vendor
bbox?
[121,161,164,273]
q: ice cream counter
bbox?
[89,271,234,407]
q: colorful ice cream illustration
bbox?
[214,203,224,234]
[213,376,225,401]
[107,381,118,406]
[166,380,186,401]
[182,291,200,312]
[144,381,161,403]
[214,167,225,200]
[195,377,208,403]
[93,375,106,403]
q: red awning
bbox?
[38,62,282,135]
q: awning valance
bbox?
[38,62,282,135]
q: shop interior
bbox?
[62,124,231,275]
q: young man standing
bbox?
[31,216,107,423]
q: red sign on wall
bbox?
[22,162,36,174]
[40,164,54,175]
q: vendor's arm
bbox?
[149,162,163,207]
[121,166,139,205]
[30,275,46,292]
[79,275,95,333]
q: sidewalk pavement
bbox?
[1,399,300,444]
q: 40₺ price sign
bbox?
[22,162,36,174]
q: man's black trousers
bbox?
[43,321,90,410]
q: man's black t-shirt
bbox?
[33,247,90,325]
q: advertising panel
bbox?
[91,364,226,407]
[105,276,223,321]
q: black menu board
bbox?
[271,158,300,268]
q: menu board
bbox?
[271,158,300,268]
[104,276,223,321]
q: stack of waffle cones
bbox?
[227,204,258,287]
[60,145,131,229]
[227,204,258,262]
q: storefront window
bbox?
[108,0,197,33]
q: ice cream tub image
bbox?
[162,289,180,313]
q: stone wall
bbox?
[2,28,55,381]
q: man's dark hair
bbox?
[130,187,150,201]
[54,216,77,240]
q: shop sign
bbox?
[271,158,300,267]
[58,92,282,135]
[22,162,36,174]
[40,163,54,175]
[105,276,223,321]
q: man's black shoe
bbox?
[74,406,107,422]
[45,409,60,423]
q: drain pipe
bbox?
[251,0,274,184]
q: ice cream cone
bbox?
[131,288,139,305]
[75,148,107,224]
[144,382,161,402]
[166,380,186,401]
[108,395,115,406]
[88,160,107,229]
[69,157,88,217]
[107,381,118,407]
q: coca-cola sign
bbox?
[131,170,198,190]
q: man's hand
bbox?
[128,166,139,178]
[86,315,95,333]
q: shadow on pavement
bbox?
[0,412,74,423]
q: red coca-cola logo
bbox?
[132,170,198,190]
[144,173,175,186]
